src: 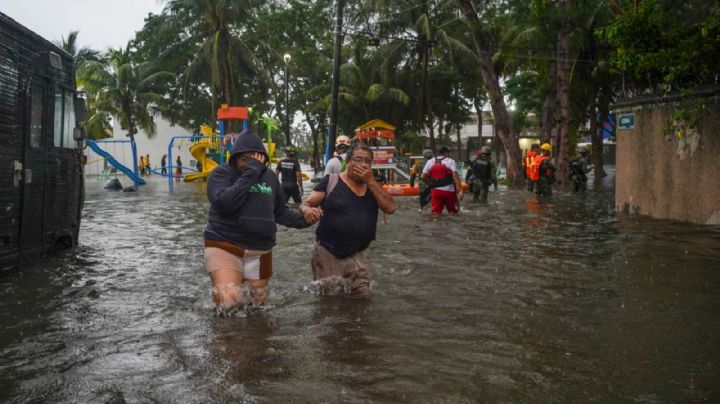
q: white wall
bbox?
[85,118,195,175]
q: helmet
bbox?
[285,146,297,156]
[540,143,552,151]
[438,146,450,153]
[579,146,589,154]
[481,146,492,155]
[422,149,433,159]
[335,135,350,146]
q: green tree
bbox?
[82,46,172,141]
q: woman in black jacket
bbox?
[204,130,322,312]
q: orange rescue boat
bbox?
[382,182,470,197]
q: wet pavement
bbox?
[1,170,719,402]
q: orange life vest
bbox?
[524,151,537,177]
[528,155,551,181]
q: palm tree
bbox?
[82,46,172,141]
[54,30,102,77]
[364,0,474,153]
[307,42,410,136]
[162,0,270,107]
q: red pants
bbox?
[430,189,459,214]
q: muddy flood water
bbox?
[2,171,720,403]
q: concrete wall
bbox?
[615,91,720,225]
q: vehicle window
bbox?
[54,88,63,147]
[30,84,44,149]
[63,92,75,148]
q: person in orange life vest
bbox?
[523,143,540,192]
[421,145,463,215]
[531,143,555,197]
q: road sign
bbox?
[618,113,635,129]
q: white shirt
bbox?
[422,156,457,192]
[323,153,345,175]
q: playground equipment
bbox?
[85,139,146,187]
[353,119,470,196]
[184,125,220,182]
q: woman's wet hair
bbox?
[346,142,373,160]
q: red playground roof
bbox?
[217,106,249,121]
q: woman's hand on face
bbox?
[352,164,374,183]
[251,152,266,164]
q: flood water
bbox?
[2,171,720,403]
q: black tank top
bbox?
[314,176,378,258]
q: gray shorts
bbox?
[311,243,372,294]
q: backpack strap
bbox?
[326,173,339,196]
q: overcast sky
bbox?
[2,0,165,51]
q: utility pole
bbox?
[284,53,292,146]
[326,0,344,164]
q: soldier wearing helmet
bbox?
[467,145,497,202]
[410,149,434,211]
[324,135,351,176]
[421,145,463,215]
[569,145,593,192]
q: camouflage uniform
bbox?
[569,154,592,192]
[470,155,497,202]
[534,157,555,197]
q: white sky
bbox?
[2,0,165,51]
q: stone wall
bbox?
[615,90,720,225]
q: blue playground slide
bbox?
[86,140,146,186]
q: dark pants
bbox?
[282,182,302,203]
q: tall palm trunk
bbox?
[458,0,523,182]
[590,93,607,179]
[422,44,437,152]
[541,57,557,143]
[554,2,572,185]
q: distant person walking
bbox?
[569,146,593,192]
[275,147,304,204]
[301,142,396,295]
[468,146,497,202]
[324,135,350,176]
[530,143,555,198]
[410,149,433,212]
[421,146,463,215]
[523,143,540,192]
[175,156,183,182]
[161,154,167,175]
[145,154,151,175]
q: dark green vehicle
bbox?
[0,12,86,271]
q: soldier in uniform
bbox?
[569,146,593,192]
[410,149,434,211]
[469,146,497,202]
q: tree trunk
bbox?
[422,44,437,152]
[456,125,462,161]
[457,0,523,182]
[554,1,572,185]
[591,96,607,179]
[540,57,557,143]
[474,98,483,161]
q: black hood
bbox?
[228,130,269,164]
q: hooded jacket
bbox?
[205,130,308,250]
